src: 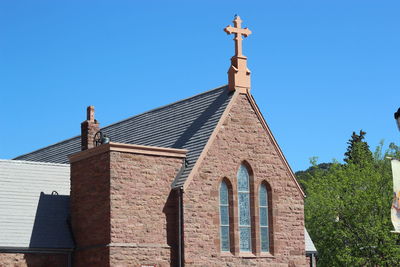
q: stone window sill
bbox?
[220,251,234,257]
[259,252,274,258]
[237,252,256,258]
[220,251,275,259]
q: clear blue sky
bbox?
[1,1,399,171]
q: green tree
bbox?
[304,133,400,266]
[344,130,374,165]
[296,160,332,192]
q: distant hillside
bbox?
[295,163,333,193]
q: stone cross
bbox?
[224,16,252,57]
[224,16,252,92]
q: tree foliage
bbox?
[303,132,400,266]
[296,161,332,192]
[344,130,373,165]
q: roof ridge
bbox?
[102,85,228,130]
[14,85,228,161]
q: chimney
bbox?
[81,106,100,151]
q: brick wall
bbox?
[70,151,111,267]
[70,145,184,266]
[183,93,306,266]
[109,151,183,266]
[0,253,69,267]
[306,255,311,266]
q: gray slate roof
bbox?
[0,160,74,250]
[15,85,233,188]
[305,228,317,253]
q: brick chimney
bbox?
[81,106,99,151]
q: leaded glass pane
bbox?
[239,227,251,251]
[261,227,269,252]
[237,164,252,252]
[220,206,229,225]
[221,226,230,251]
[239,192,250,225]
[220,182,228,205]
[259,184,267,206]
[237,165,249,191]
[260,207,268,226]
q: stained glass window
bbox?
[219,181,230,251]
[259,184,269,252]
[237,165,252,252]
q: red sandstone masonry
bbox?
[0,253,68,267]
[70,144,185,267]
[183,92,307,266]
[109,151,183,266]
[70,151,111,267]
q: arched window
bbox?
[219,181,230,251]
[259,183,269,252]
[237,165,252,252]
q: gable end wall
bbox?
[183,92,306,266]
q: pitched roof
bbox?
[15,85,233,188]
[0,160,73,250]
[305,228,317,253]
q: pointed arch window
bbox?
[237,165,252,252]
[259,183,270,252]
[219,181,230,251]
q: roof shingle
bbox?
[0,160,73,249]
[15,85,233,188]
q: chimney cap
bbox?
[87,106,95,122]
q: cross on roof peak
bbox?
[224,16,252,92]
[224,15,252,57]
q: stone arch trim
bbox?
[258,180,275,255]
[182,90,305,198]
[218,177,236,253]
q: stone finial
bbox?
[224,16,252,92]
[81,106,99,151]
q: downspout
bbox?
[174,158,188,267]
[67,252,72,267]
[66,215,76,267]
[178,186,184,267]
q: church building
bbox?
[0,17,317,266]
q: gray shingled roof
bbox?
[15,85,233,188]
[0,160,74,250]
[305,228,317,253]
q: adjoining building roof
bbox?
[305,228,317,254]
[15,85,233,188]
[0,160,74,250]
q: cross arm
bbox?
[224,25,235,35]
[224,26,252,37]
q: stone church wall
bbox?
[108,151,183,266]
[70,145,184,266]
[183,93,307,266]
[70,151,111,267]
[0,253,69,267]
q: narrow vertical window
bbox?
[219,181,230,251]
[237,165,251,252]
[259,184,269,252]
